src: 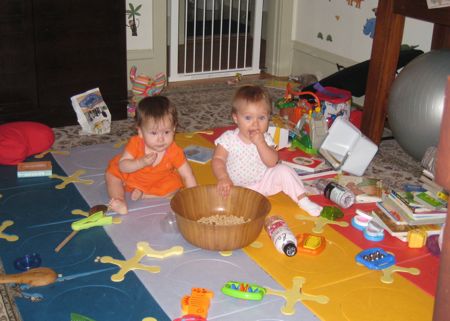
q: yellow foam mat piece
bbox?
[175,133,216,186]
[244,194,433,321]
[175,133,434,321]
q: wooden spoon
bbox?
[0,267,58,287]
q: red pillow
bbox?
[0,122,55,165]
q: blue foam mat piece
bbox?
[0,155,171,321]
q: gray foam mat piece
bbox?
[53,143,320,320]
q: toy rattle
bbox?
[221,281,267,300]
[54,204,120,252]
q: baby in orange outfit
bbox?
[105,96,197,214]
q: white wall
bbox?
[125,0,166,89]
[291,0,433,77]
[126,0,153,50]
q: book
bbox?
[336,174,383,203]
[422,169,435,180]
[294,167,338,181]
[17,161,52,178]
[371,208,442,242]
[419,174,445,195]
[71,87,111,135]
[376,199,409,225]
[390,189,447,215]
[278,148,326,172]
[383,193,446,225]
[415,191,447,209]
[184,145,214,164]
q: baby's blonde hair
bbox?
[231,85,272,115]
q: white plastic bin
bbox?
[319,117,378,176]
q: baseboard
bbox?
[291,41,365,105]
[291,41,358,79]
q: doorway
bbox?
[169,0,264,82]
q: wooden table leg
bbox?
[361,0,405,145]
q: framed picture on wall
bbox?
[125,0,153,50]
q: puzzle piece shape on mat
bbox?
[35,149,70,159]
[113,139,128,148]
[265,276,329,315]
[98,241,184,282]
[51,169,94,189]
[71,209,90,217]
[355,248,421,284]
[380,265,421,284]
[295,215,349,233]
[0,220,19,242]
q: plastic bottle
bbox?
[316,178,355,209]
[264,216,297,257]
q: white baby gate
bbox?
[169,0,263,82]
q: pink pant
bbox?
[245,164,306,203]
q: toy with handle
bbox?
[0,267,57,287]
[54,204,110,253]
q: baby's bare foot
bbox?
[109,198,128,215]
[131,189,144,201]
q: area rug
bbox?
[51,79,423,190]
[0,259,21,321]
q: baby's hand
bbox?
[140,152,157,167]
[249,130,265,146]
[217,177,233,198]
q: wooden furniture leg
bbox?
[362,0,450,145]
[361,0,404,145]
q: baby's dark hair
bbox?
[135,96,178,128]
[232,85,272,114]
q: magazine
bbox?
[184,145,214,164]
[71,88,111,135]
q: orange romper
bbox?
[106,136,186,196]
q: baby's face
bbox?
[232,101,270,142]
[138,117,176,153]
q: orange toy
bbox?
[181,288,214,319]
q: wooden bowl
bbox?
[170,185,271,251]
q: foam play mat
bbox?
[0,130,438,321]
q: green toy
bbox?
[320,206,344,221]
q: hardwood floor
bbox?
[168,36,266,75]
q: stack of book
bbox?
[17,161,52,178]
[371,208,442,242]
[419,169,448,202]
[371,186,447,242]
[278,148,338,180]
